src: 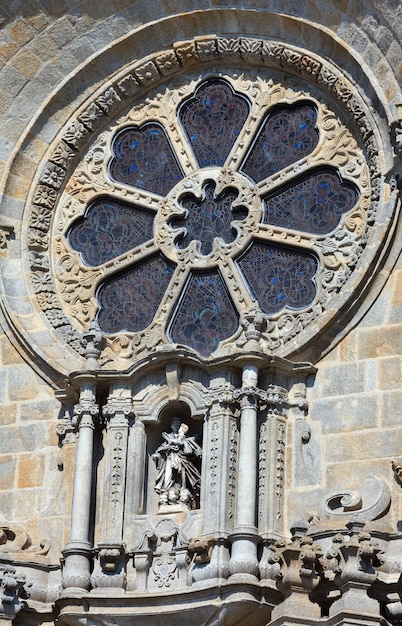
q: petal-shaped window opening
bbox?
[68,198,155,266]
[97,254,175,333]
[263,168,360,235]
[240,103,319,183]
[170,181,248,256]
[178,79,250,167]
[169,270,239,356]
[109,123,184,196]
[237,241,318,314]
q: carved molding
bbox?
[317,474,391,522]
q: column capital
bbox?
[103,402,134,425]
[73,403,99,429]
[233,384,288,407]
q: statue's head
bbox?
[171,417,181,432]
[179,423,189,435]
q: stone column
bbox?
[229,364,259,581]
[62,378,98,594]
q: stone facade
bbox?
[0,1,401,625]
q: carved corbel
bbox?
[90,542,127,591]
[268,523,325,619]
[98,543,125,573]
[324,520,384,617]
[0,563,29,621]
[188,536,214,565]
[313,528,383,615]
[56,419,76,445]
[131,519,191,592]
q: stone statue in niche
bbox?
[152,417,202,510]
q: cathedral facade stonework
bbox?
[0,2,401,625]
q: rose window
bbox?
[59,75,368,359]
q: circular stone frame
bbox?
[0,16,400,381]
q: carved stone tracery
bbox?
[19,35,392,369]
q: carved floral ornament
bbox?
[23,36,396,368]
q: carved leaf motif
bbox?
[29,206,52,232]
[51,142,75,169]
[96,86,121,113]
[155,50,181,76]
[78,103,104,130]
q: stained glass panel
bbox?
[170,181,247,255]
[97,254,175,333]
[109,123,183,196]
[179,79,250,167]
[69,198,154,266]
[263,168,359,235]
[237,241,317,314]
[241,103,319,183]
[169,271,239,356]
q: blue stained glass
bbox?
[263,168,359,235]
[109,123,184,196]
[179,79,250,167]
[97,254,175,333]
[237,241,317,314]
[240,103,319,183]
[68,198,154,266]
[170,181,247,255]
[169,271,239,356]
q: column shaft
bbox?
[229,364,259,580]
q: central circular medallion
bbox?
[155,168,262,266]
